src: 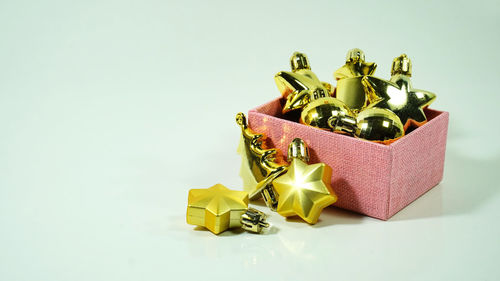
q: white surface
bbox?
[1,1,499,280]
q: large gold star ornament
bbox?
[361,54,436,130]
[186,184,249,234]
[272,139,337,224]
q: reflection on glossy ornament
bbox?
[334,48,377,112]
[236,112,288,199]
[271,138,337,224]
[300,96,355,131]
[328,107,404,144]
[356,108,405,143]
[186,184,269,235]
[275,52,332,113]
[361,54,436,130]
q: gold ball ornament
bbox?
[300,96,355,131]
[328,107,405,144]
[355,108,405,144]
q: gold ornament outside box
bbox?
[271,138,337,224]
[236,112,288,199]
[186,184,269,234]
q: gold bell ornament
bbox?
[274,52,333,114]
[186,184,269,235]
[235,112,288,199]
[263,138,337,224]
[334,48,377,113]
[361,54,436,130]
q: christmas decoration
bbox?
[361,54,436,130]
[274,52,333,114]
[186,49,443,237]
[186,184,269,234]
[300,94,356,131]
[329,107,405,144]
[334,48,377,112]
[271,138,337,224]
[236,112,288,199]
[273,52,358,131]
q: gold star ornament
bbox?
[271,139,337,224]
[274,52,332,114]
[361,54,436,130]
[186,184,269,234]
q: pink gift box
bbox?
[248,97,449,220]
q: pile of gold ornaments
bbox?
[276,49,436,144]
[186,49,437,235]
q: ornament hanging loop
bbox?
[290,52,311,71]
[287,138,310,163]
[236,112,247,129]
[240,208,270,233]
[391,54,412,76]
[328,114,357,135]
[346,48,365,63]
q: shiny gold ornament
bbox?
[300,96,355,131]
[186,184,269,234]
[361,54,437,130]
[186,184,247,235]
[271,139,337,224]
[274,52,332,114]
[356,108,404,143]
[236,113,288,200]
[329,107,405,144]
[261,137,311,211]
[334,48,377,112]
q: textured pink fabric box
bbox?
[248,98,449,220]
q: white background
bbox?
[1,1,499,280]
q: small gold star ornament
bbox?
[361,54,436,130]
[271,139,337,224]
[186,184,269,234]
